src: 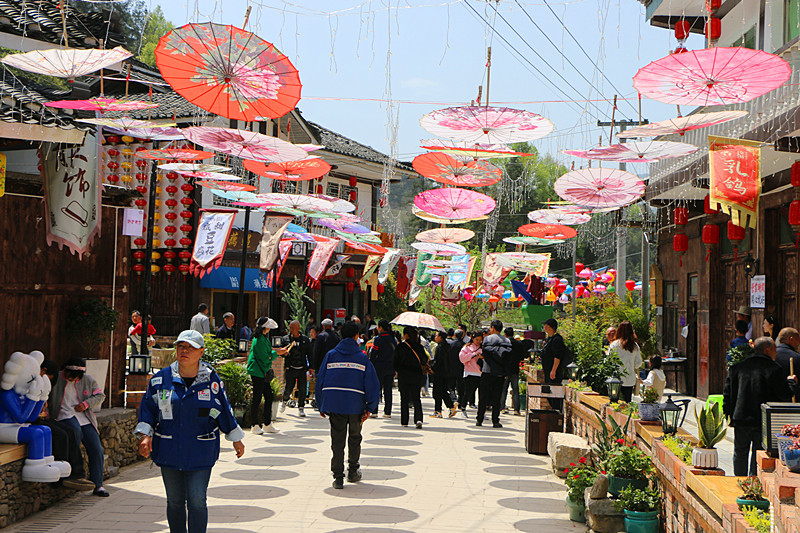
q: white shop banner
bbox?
[122,208,144,237]
[750,275,765,309]
[190,209,237,277]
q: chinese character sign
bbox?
[750,275,766,309]
[40,140,101,258]
[709,135,762,229]
[189,209,237,277]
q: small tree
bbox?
[66,299,120,356]
[282,276,313,333]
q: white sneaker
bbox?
[461,410,469,419]
[279,402,286,413]
[251,425,263,435]
[263,423,279,433]
[298,409,306,418]
[370,413,378,418]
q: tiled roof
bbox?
[306,121,413,171]
[0,64,88,130]
[0,0,125,49]
[102,90,210,121]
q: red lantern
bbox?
[133,264,145,276]
[133,251,145,261]
[166,172,179,182]
[575,262,584,274]
[179,250,192,260]
[135,172,147,182]
[180,197,193,206]
[107,135,120,144]
[674,207,689,226]
[704,194,719,215]
[181,183,194,193]
[134,198,146,207]
[316,184,323,195]
[180,224,193,234]
[673,233,688,266]
[178,264,190,276]
[791,161,800,188]
[625,280,636,291]
[135,159,148,169]
[180,210,193,220]
[163,263,177,276]
[106,174,120,184]
[180,237,192,247]
[377,284,385,294]
[705,17,721,41]
[165,212,178,221]
[346,267,355,278]
[165,225,177,235]
[107,161,119,171]
[789,200,800,247]
[164,238,177,248]
[107,148,120,157]
[136,185,147,195]
[165,199,178,208]
[134,238,146,247]
[163,250,176,261]
[727,221,746,260]
[349,190,358,203]
[346,282,355,292]
[166,185,178,196]
[675,20,691,40]
[349,177,358,187]
[701,224,720,261]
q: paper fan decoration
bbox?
[413,188,496,220]
[554,168,645,208]
[518,223,577,240]
[1,46,132,78]
[412,152,502,187]
[196,180,257,192]
[244,158,331,181]
[562,141,697,163]
[416,228,475,244]
[47,98,158,112]
[420,106,554,144]
[411,205,488,225]
[527,209,591,225]
[136,148,215,161]
[411,242,467,255]
[617,111,749,138]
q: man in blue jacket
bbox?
[315,321,380,489]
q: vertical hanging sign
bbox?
[189,209,237,277]
[0,152,6,197]
[708,135,762,229]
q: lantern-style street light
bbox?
[659,394,682,435]
[566,362,579,381]
[605,373,622,403]
[128,353,151,375]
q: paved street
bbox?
[8,391,581,533]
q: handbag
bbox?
[406,341,433,375]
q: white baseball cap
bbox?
[176,330,205,348]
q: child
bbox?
[640,355,666,402]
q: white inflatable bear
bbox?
[0,351,70,482]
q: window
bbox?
[732,26,756,49]
[788,0,800,42]
[326,181,357,200]
[689,275,698,298]
[665,281,678,303]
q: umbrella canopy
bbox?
[518,223,577,240]
[416,228,475,244]
[411,205,488,225]
[106,126,185,140]
[46,98,158,113]
[244,158,331,181]
[527,209,591,225]
[334,230,382,244]
[412,152,502,187]
[155,22,301,121]
[391,312,445,332]
[316,218,371,234]
[422,259,466,267]
[554,168,645,208]
[633,47,792,107]
[209,189,258,203]
[617,110,749,138]
[252,193,333,212]
[503,235,564,246]
[308,194,356,213]
[411,242,467,255]
[78,117,172,132]
[343,241,388,254]
[413,188,496,220]
[420,106,553,144]
[174,171,238,180]
[1,46,132,78]
[159,163,232,173]
[196,180,257,191]
[495,252,550,270]
[183,126,308,162]
[563,140,698,163]
[548,203,623,214]
[420,139,534,160]
[136,148,215,161]
[232,202,338,218]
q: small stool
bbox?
[706,394,723,411]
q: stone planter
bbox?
[639,402,660,422]
[607,475,648,498]
[736,497,770,512]
[623,510,659,533]
[565,495,586,522]
[691,447,718,469]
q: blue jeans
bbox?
[60,417,104,489]
[733,425,762,477]
[161,467,212,533]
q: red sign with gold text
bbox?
[708,135,761,229]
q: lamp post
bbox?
[566,362,579,382]
[606,374,622,403]
[659,394,682,435]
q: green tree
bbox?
[281,276,313,333]
[374,273,409,321]
[138,6,174,66]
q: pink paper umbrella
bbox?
[252,193,334,212]
[633,47,792,107]
[47,97,159,113]
[413,188,496,220]
[554,168,645,209]
[411,242,467,255]
[79,117,174,132]
[420,106,554,144]
[412,205,488,225]
[562,140,698,163]
[316,218,371,234]
[416,228,475,244]
[420,139,534,161]
[617,111,748,138]
[527,209,591,225]
[183,126,308,162]
[105,126,185,141]
[412,152,502,187]
[175,171,240,181]
[1,46,132,78]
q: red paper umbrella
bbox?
[196,180,257,191]
[518,223,577,240]
[554,168,645,209]
[244,158,331,181]
[155,22,301,121]
[343,241,388,255]
[412,152,502,187]
[135,148,215,161]
[413,188,496,220]
[633,47,791,106]
[617,111,748,138]
[47,97,159,112]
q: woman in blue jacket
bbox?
[136,330,245,533]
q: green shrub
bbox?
[215,362,251,407]
[738,476,766,500]
[563,457,598,501]
[641,387,660,404]
[66,298,120,354]
[741,506,770,533]
[606,442,654,480]
[202,334,235,364]
[614,486,661,513]
[662,435,694,465]
[561,318,624,394]
[270,378,283,397]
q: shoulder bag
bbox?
[405,341,434,375]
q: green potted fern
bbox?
[692,402,727,469]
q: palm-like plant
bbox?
[695,402,727,449]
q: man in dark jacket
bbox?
[315,321,380,489]
[313,319,340,373]
[776,327,800,378]
[502,327,531,415]
[448,330,466,407]
[280,321,313,417]
[431,331,457,418]
[479,320,511,428]
[541,318,567,410]
[369,320,398,418]
[724,336,797,476]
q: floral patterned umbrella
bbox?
[503,235,564,246]
[232,201,339,218]
[633,47,792,106]
[527,209,592,225]
[420,139,533,161]
[47,97,158,113]
[196,180,256,191]
[518,223,577,240]
[343,241,388,255]
[334,230,382,244]
[209,189,258,203]
[1,46,132,78]
[411,242,467,255]
[174,171,238,180]
[315,217,370,234]
[416,228,475,244]
[78,117,173,132]
[554,168,645,208]
[391,311,445,332]
[413,188,496,220]
[159,163,231,173]
[617,111,749,138]
[309,194,356,213]
[244,158,331,181]
[420,106,553,144]
[136,148,215,161]
[411,205,488,225]
[183,126,308,162]
[495,252,550,270]
[155,22,301,121]
[412,152,502,187]
[105,126,185,140]
[562,140,698,163]
[422,259,466,267]
[252,193,334,211]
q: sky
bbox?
[154,0,706,174]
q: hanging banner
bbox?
[396,257,411,297]
[441,277,461,306]
[190,209,237,277]
[443,254,470,288]
[377,248,402,284]
[483,252,505,290]
[528,253,551,278]
[259,215,294,271]
[408,283,423,306]
[360,254,383,291]
[414,252,435,287]
[306,236,339,288]
[708,135,762,229]
[325,254,352,277]
[265,240,292,290]
[40,140,101,257]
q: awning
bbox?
[198,266,272,292]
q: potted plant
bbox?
[614,485,660,533]
[216,362,252,423]
[736,476,769,511]
[692,402,726,469]
[779,436,800,473]
[661,435,694,465]
[741,506,770,533]
[563,457,597,523]
[638,387,661,422]
[606,439,654,497]
[270,377,283,420]
[202,335,235,365]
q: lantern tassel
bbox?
[705,249,710,262]
[734,247,738,261]
[796,233,799,249]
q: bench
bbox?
[0,443,26,466]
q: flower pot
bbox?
[779,445,800,473]
[565,495,586,523]
[639,403,661,422]
[519,393,526,409]
[736,497,770,512]
[691,447,718,469]
[623,510,659,533]
[607,475,648,498]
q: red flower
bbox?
[602,470,607,474]
[579,457,587,464]
[569,463,576,467]
[564,468,569,474]
[574,474,580,479]
[616,438,625,445]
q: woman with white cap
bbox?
[248,317,287,434]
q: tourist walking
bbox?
[313,319,340,373]
[448,329,466,409]
[431,330,457,418]
[478,321,511,428]
[315,321,380,489]
[136,330,245,533]
[609,321,642,403]
[393,326,428,428]
[248,317,287,435]
[459,331,484,418]
[279,321,313,417]
[190,304,210,335]
[369,319,397,418]
[775,327,800,378]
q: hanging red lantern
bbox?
[181,183,194,193]
[134,198,146,207]
[135,172,148,182]
[133,250,145,261]
[165,225,177,235]
[166,172,179,182]
[346,282,355,292]
[349,190,358,203]
[164,238,177,248]
[106,174,120,184]
[165,199,178,208]
[180,224,193,234]
[163,263,177,276]
[133,264,145,276]
[625,280,636,291]
[180,237,192,247]
[674,207,689,226]
[377,284,385,294]
[178,264,190,276]
[704,194,719,215]
[727,221,746,260]
[107,148,120,157]
[180,197,193,206]
[106,135,120,144]
[133,237,146,247]
[179,250,192,261]
[705,17,721,41]
[675,20,691,40]
[791,161,800,189]
[673,233,688,266]
[136,185,148,195]
[166,185,178,196]
[789,200,800,247]
[135,159,148,169]
[107,161,119,171]
[701,224,720,261]
[165,212,178,221]
[180,210,193,220]
[349,177,358,187]
[706,0,721,11]
[163,250,176,262]
[346,267,355,278]
[316,184,323,195]
[575,262,584,274]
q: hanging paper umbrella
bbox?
[316,218,371,234]
[252,193,333,212]
[196,180,257,192]
[420,106,554,144]
[554,168,645,209]
[518,223,577,240]
[232,201,339,219]
[411,242,467,255]
[343,241,388,255]
[47,97,159,113]
[411,205,488,225]
[416,228,475,244]
[422,259,467,267]
[105,126,185,141]
[174,171,239,181]
[548,203,620,215]
[527,209,592,225]
[155,22,301,121]
[183,126,308,162]
[1,46,132,78]
[136,148,215,161]
[244,158,331,181]
[495,252,550,270]
[334,230,382,244]
[159,163,232,173]
[420,139,534,160]
[617,110,749,138]
[503,235,564,246]
[412,152,502,187]
[562,140,698,163]
[209,189,258,203]
[413,188,496,220]
[633,47,791,107]
[308,194,356,213]
[78,117,174,132]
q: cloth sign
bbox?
[306,237,338,288]
[190,209,237,277]
[708,135,762,229]
[259,215,294,271]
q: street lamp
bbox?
[659,394,682,436]
[605,374,622,402]
[128,353,151,375]
[566,362,579,381]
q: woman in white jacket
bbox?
[608,321,642,403]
